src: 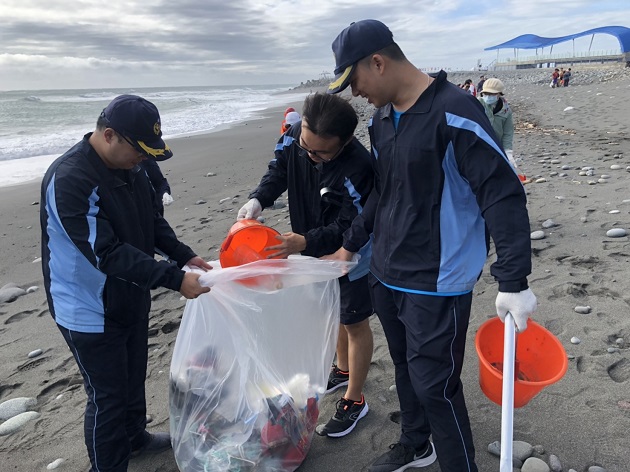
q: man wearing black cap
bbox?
[326,20,537,472]
[40,95,212,472]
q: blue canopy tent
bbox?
[485,26,630,64]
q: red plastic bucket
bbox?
[219,220,282,268]
[475,317,568,408]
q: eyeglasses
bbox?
[294,137,346,163]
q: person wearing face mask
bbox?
[478,78,515,169]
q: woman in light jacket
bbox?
[478,78,516,169]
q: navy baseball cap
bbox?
[327,20,394,94]
[100,95,173,160]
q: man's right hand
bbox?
[237,198,262,220]
[179,272,210,299]
[321,247,355,262]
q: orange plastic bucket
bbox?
[475,317,568,408]
[219,220,282,268]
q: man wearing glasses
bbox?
[40,95,212,472]
[237,92,375,439]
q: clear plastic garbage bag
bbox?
[170,256,355,472]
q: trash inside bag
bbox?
[170,256,354,471]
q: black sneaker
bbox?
[368,441,437,472]
[325,364,349,394]
[315,395,369,437]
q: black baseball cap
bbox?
[327,20,394,94]
[100,95,173,161]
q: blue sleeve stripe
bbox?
[343,177,363,214]
[45,176,106,332]
[87,187,100,267]
[445,112,511,166]
[437,142,488,293]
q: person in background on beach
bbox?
[477,74,486,93]
[281,110,302,135]
[280,106,297,135]
[40,94,212,472]
[563,68,572,86]
[326,19,537,472]
[478,78,516,169]
[559,68,565,86]
[237,92,375,439]
[551,68,560,88]
[140,158,173,216]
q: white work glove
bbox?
[237,198,262,220]
[505,150,517,169]
[496,288,537,332]
[162,193,174,206]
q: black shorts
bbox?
[339,274,373,325]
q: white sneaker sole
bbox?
[325,401,369,438]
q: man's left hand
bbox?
[265,233,306,258]
[496,288,537,332]
[185,256,212,272]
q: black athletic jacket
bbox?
[41,134,195,333]
[343,71,531,294]
[250,123,373,267]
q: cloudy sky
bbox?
[1,0,628,91]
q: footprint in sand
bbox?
[608,358,630,383]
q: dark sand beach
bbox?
[1,67,630,471]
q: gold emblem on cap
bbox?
[154,122,161,135]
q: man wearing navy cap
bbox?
[40,95,212,471]
[325,20,537,472]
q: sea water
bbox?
[0,85,306,187]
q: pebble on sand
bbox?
[574,306,591,314]
[0,411,40,435]
[531,231,546,240]
[0,397,37,421]
[522,457,551,472]
[606,228,627,238]
[47,458,65,470]
[0,285,27,303]
[28,349,43,358]
[571,336,581,344]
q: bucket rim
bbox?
[474,317,569,387]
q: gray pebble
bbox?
[587,180,597,185]
[47,458,65,470]
[571,336,581,344]
[559,173,567,177]
[487,440,501,457]
[610,164,622,170]
[616,337,624,345]
[549,454,562,472]
[28,349,43,358]
[607,347,620,353]
[550,159,561,164]
[513,440,534,462]
[206,172,216,177]
[535,178,547,183]
[568,354,575,360]
[0,397,37,420]
[26,285,39,293]
[600,174,611,179]
[609,210,620,214]
[522,457,551,472]
[588,467,607,472]
[388,384,396,392]
[378,395,387,402]
[0,411,40,435]
[574,305,591,314]
[0,285,26,303]
[256,216,266,224]
[542,219,556,229]
[531,231,546,240]
[579,171,587,176]
[218,197,231,204]
[533,445,545,454]
[580,217,588,222]
[582,166,594,171]
[606,228,627,238]
[195,199,207,205]
[598,179,608,184]
[549,172,558,177]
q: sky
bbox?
[1,0,629,91]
